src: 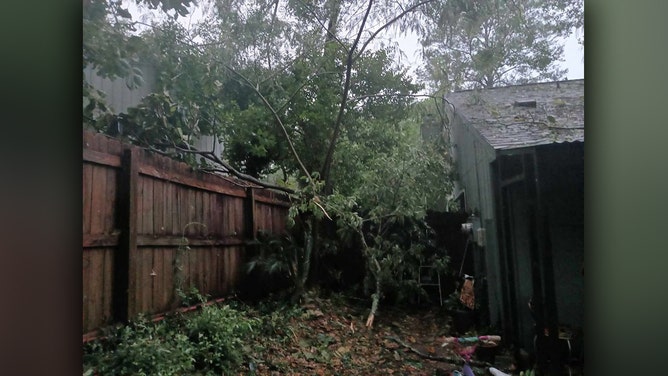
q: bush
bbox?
[181,304,259,375]
[83,303,260,376]
[83,316,194,376]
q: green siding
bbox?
[449,110,504,328]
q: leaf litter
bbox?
[235,294,506,375]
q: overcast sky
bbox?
[562,30,584,79]
[128,1,584,81]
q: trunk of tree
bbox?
[291,220,313,304]
[321,0,374,193]
[324,0,341,46]
[365,253,382,328]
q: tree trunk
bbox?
[365,277,381,327]
[365,254,382,327]
[321,0,375,194]
[291,222,313,304]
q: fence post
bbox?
[114,148,139,322]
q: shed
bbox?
[444,79,584,365]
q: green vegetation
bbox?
[83,294,499,375]
[83,316,196,375]
[83,302,260,376]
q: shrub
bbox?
[83,303,260,376]
[83,316,194,376]
[181,304,259,375]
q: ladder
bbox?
[418,264,443,306]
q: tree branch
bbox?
[148,143,295,194]
[385,336,494,367]
[295,0,347,52]
[222,64,313,184]
[354,0,436,62]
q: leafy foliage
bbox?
[246,229,312,300]
[83,302,259,376]
[181,304,259,374]
[312,108,455,324]
[83,316,194,375]
[83,0,146,84]
[83,80,116,132]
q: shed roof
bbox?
[446,79,584,150]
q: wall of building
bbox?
[84,65,156,113]
[449,110,504,328]
[538,143,584,331]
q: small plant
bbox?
[246,229,311,303]
[173,222,208,307]
[176,285,209,307]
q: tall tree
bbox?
[419,0,583,92]
[83,0,457,318]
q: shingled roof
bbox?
[446,79,584,150]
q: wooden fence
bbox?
[83,130,289,335]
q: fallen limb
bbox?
[385,336,493,368]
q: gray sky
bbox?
[127,1,584,81]
[562,30,584,79]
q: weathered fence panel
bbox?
[82,130,289,335]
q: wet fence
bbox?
[82,130,289,336]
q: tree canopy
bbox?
[419,0,583,92]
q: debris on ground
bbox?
[236,294,515,375]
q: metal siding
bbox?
[451,112,503,327]
[83,65,156,113]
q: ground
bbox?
[236,293,514,376]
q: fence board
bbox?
[230,246,241,288]
[151,248,164,313]
[135,248,149,314]
[82,250,92,330]
[104,168,115,232]
[179,188,189,236]
[165,180,174,235]
[83,248,115,332]
[102,248,114,326]
[153,179,165,235]
[172,183,181,235]
[141,177,154,235]
[212,248,221,294]
[83,149,122,167]
[162,247,175,311]
[90,165,107,234]
[83,164,93,234]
